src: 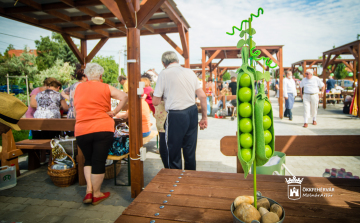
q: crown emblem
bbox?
[285,176,304,184]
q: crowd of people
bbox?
[10,50,208,205]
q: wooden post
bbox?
[358,42,360,117]
[127,0,143,198]
[303,61,306,78]
[322,54,327,109]
[202,49,206,92]
[214,68,217,103]
[81,39,87,66]
[279,47,284,119]
[185,30,190,68]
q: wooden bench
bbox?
[107,130,158,186]
[220,135,360,173]
[1,118,125,185]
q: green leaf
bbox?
[255,71,270,82]
[244,28,256,35]
[240,30,246,38]
[246,39,256,48]
[237,39,246,48]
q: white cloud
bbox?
[1,0,360,73]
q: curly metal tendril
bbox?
[250,47,278,69]
[226,8,264,35]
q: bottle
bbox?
[28,130,32,140]
[322,168,331,177]
[329,172,337,178]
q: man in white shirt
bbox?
[153,51,207,170]
[300,69,325,128]
[283,71,297,121]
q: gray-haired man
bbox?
[153,51,207,170]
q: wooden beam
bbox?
[178,23,188,59]
[185,30,189,68]
[62,34,84,64]
[137,0,165,29]
[100,0,125,25]
[328,54,340,66]
[160,0,188,30]
[115,0,136,28]
[348,46,358,59]
[342,61,355,73]
[147,17,172,24]
[17,0,42,10]
[45,10,109,37]
[256,60,267,70]
[213,58,224,70]
[85,38,109,63]
[205,50,221,67]
[260,49,280,65]
[309,61,317,68]
[220,135,360,157]
[143,24,154,33]
[81,39,87,65]
[160,34,183,56]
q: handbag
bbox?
[108,136,129,156]
[108,124,129,156]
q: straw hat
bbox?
[0,93,28,130]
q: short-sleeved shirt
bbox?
[326,79,336,90]
[300,76,324,94]
[25,87,42,118]
[74,81,114,137]
[34,89,64,119]
[123,80,128,93]
[63,82,80,119]
[153,63,201,112]
[228,82,237,95]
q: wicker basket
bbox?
[47,153,77,187]
[104,162,121,179]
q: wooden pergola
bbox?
[201,46,285,118]
[0,0,191,198]
[321,40,360,116]
[291,59,356,77]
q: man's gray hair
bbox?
[285,70,292,75]
[161,51,179,67]
[84,63,104,80]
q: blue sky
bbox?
[1,0,359,74]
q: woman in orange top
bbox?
[74,63,128,205]
[116,94,151,137]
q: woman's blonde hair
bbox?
[141,77,151,87]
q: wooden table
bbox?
[116,169,360,223]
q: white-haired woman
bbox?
[74,63,128,205]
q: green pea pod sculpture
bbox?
[254,83,275,166]
[236,46,256,178]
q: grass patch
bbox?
[0,130,29,145]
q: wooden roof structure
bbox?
[291,59,356,77]
[321,40,360,116]
[0,0,191,66]
[0,0,191,198]
[201,45,285,118]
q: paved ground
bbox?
[1,91,359,223]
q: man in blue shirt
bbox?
[326,73,336,90]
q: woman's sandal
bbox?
[83,192,93,204]
[92,192,110,205]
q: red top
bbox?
[74,81,114,136]
[144,86,155,114]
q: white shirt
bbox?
[300,76,324,94]
[283,78,297,98]
[154,63,201,112]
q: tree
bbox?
[35,32,78,71]
[293,71,300,80]
[0,48,38,86]
[33,59,75,86]
[333,63,348,80]
[222,71,231,81]
[91,55,119,84]
[4,44,15,58]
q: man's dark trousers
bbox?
[165,104,198,170]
